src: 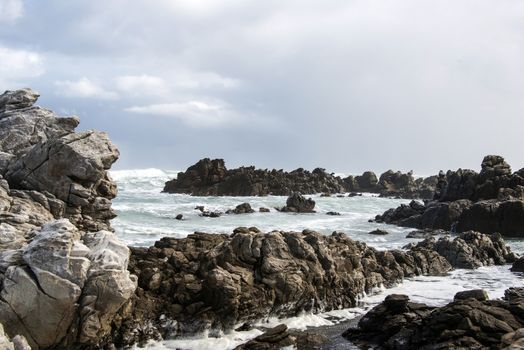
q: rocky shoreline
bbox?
[0,88,522,349]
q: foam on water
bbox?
[110,169,524,350]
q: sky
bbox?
[1,0,524,175]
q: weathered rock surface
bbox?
[111,228,513,346]
[0,220,136,350]
[277,192,316,213]
[344,287,524,350]
[234,324,328,350]
[376,155,524,237]
[511,256,524,272]
[0,89,135,350]
[0,323,31,350]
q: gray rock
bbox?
[454,289,489,301]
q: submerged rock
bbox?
[368,229,389,235]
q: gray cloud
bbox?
[1,0,524,174]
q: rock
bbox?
[116,227,512,340]
[226,203,255,214]
[259,207,270,213]
[411,231,516,269]
[195,205,205,212]
[0,89,135,349]
[201,211,222,218]
[344,287,524,349]
[454,289,489,301]
[502,328,524,350]
[326,211,341,216]
[0,220,136,349]
[234,324,328,350]
[0,323,31,350]
[406,229,448,239]
[511,256,524,272]
[369,229,389,235]
[163,159,346,196]
[278,192,316,213]
[348,192,361,197]
[175,214,183,220]
[376,155,524,237]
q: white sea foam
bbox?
[111,169,524,349]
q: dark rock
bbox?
[376,155,524,237]
[259,207,270,213]
[326,211,341,216]
[175,214,183,220]
[201,211,222,218]
[195,206,205,212]
[163,159,346,196]
[344,288,524,350]
[278,192,316,213]
[454,289,489,301]
[226,203,255,214]
[348,192,362,197]
[369,229,389,235]
[511,257,524,272]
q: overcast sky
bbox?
[1,0,523,174]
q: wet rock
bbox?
[278,192,316,213]
[201,211,222,218]
[226,203,255,214]
[511,257,524,272]
[175,214,183,220]
[406,229,448,239]
[259,207,270,213]
[377,155,524,237]
[454,289,489,301]
[116,228,512,341]
[344,288,524,349]
[369,229,389,235]
[326,211,341,216]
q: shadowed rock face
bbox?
[0,89,136,350]
[376,155,524,237]
[163,158,438,198]
[110,228,513,347]
[344,287,524,350]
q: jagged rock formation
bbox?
[163,158,346,196]
[0,89,118,233]
[234,324,328,350]
[226,202,255,214]
[376,155,524,237]
[344,287,524,349]
[0,89,135,349]
[163,158,438,198]
[112,228,513,346]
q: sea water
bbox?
[111,169,524,350]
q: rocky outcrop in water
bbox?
[112,228,513,346]
[376,155,524,237]
[163,158,346,196]
[163,158,438,198]
[0,89,136,349]
[344,287,524,349]
[277,192,316,213]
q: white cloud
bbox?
[115,74,168,94]
[125,100,242,127]
[0,0,23,23]
[175,71,240,89]
[54,77,118,100]
[0,46,43,90]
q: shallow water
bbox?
[111,169,524,350]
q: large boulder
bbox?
[0,220,136,349]
[278,192,316,213]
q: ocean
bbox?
[110,169,524,350]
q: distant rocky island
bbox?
[1,88,523,349]
[163,158,438,198]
